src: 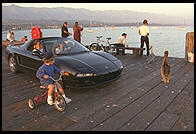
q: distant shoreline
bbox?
[2,25,193,32]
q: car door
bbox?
[18,39,44,71]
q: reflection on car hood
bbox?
[55,52,120,75]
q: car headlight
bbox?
[76,73,96,77]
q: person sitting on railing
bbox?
[6,31,15,42]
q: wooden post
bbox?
[185,32,194,62]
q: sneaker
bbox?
[64,96,72,103]
[47,97,53,105]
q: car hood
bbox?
[55,51,121,75]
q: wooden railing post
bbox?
[185,31,194,63]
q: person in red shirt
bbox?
[73,22,83,43]
[21,36,28,42]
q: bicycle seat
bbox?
[106,38,111,40]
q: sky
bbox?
[2,3,194,19]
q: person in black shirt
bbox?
[61,22,72,37]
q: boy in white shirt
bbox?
[117,33,127,44]
[138,19,150,56]
[115,33,127,55]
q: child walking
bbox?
[36,51,71,105]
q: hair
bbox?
[74,22,78,27]
[64,22,67,25]
[34,40,40,48]
[73,21,79,30]
[34,40,40,45]
[143,19,148,24]
[122,33,127,36]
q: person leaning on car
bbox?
[32,40,43,58]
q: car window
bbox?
[27,40,37,51]
[53,38,89,55]
[43,39,59,54]
[27,39,43,52]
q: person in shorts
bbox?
[36,51,72,105]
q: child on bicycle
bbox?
[36,51,71,105]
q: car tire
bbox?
[9,55,19,73]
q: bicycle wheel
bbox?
[90,43,102,51]
[28,98,35,109]
[54,94,66,112]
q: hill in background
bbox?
[2,4,194,25]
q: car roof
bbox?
[39,37,61,40]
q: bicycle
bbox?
[89,36,115,53]
[28,72,67,112]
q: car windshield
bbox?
[43,38,89,55]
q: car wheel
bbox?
[9,55,18,73]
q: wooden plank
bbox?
[145,66,194,131]
[12,112,76,131]
[146,112,179,131]
[8,56,163,130]
[2,43,194,131]
[169,79,194,131]
[91,62,192,131]
[5,56,163,130]
[2,99,55,130]
[64,58,186,130]
[119,64,193,131]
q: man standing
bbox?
[61,22,72,37]
[138,19,150,56]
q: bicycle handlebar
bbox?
[49,72,63,82]
[96,36,102,39]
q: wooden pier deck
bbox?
[2,46,194,131]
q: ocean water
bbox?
[2,26,194,58]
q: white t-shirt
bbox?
[116,36,126,44]
[139,25,149,36]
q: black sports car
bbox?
[5,37,123,88]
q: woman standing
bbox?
[73,22,83,43]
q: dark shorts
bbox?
[41,80,55,88]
